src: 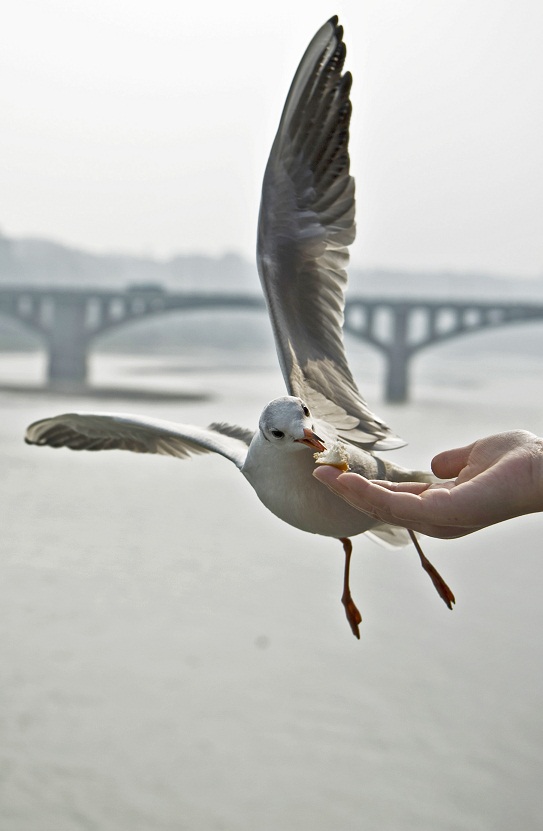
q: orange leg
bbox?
[408,530,456,609]
[339,537,362,639]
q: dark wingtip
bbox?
[341,71,353,96]
[327,15,344,43]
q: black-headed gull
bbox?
[25,18,454,637]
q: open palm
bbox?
[313,430,543,538]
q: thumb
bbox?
[431,442,475,479]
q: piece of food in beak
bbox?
[313,441,349,471]
[295,428,326,453]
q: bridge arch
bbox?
[0,306,45,351]
[92,302,274,363]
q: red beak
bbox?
[295,428,326,453]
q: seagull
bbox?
[25,17,454,638]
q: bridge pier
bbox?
[384,306,410,403]
[385,350,410,404]
[46,295,89,386]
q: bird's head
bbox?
[258,396,326,453]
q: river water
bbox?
[1,327,542,830]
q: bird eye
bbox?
[302,405,310,417]
[271,429,284,439]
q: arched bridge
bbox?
[343,297,543,401]
[1,286,543,402]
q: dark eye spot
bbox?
[302,405,310,417]
[271,429,284,439]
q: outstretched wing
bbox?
[25,412,252,469]
[257,17,403,450]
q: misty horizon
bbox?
[2,1,542,278]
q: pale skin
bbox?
[312,430,543,539]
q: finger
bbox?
[367,480,435,495]
[313,469,427,521]
[313,470,432,496]
[312,468,383,514]
[431,442,475,479]
[313,469,489,538]
[313,469,440,513]
[315,467,476,527]
[312,465,343,487]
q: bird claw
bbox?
[342,593,362,639]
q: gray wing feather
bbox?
[25,412,251,469]
[257,17,403,450]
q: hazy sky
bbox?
[1,0,542,276]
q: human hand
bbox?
[312,430,543,538]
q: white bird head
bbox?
[258,396,326,452]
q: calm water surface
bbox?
[1,333,543,830]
